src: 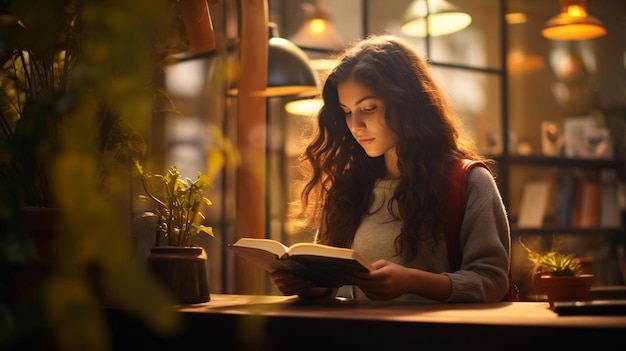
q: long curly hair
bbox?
[292,35,486,263]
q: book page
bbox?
[287,242,356,260]
[229,245,290,273]
[233,237,289,256]
[229,238,374,287]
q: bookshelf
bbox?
[491,1,626,300]
[497,153,625,300]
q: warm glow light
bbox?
[542,0,606,41]
[289,0,344,50]
[567,5,585,17]
[505,12,527,24]
[309,18,326,35]
[401,0,472,37]
[543,24,606,41]
[285,98,323,116]
[507,48,546,75]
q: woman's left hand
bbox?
[348,259,411,300]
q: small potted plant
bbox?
[135,161,215,304]
[521,238,594,306]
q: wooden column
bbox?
[178,0,216,53]
[235,0,268,294]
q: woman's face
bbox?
[337,77,399,158]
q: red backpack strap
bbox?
[444,159,489,271]
[444,159,518,302]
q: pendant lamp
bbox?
[289,0,344,51]
[227,23,320,97]
[542,0,606,41]
[401,0,472,38]
[266,23,320,97]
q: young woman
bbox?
[270,35,511,303]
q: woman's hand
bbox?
[270,271,334,298]
[350,259,452,301]
[349,260,411,300]
[270,271,314,296]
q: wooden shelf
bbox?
[490,154,625,170]
[511,226,624,236]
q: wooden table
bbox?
[106,294,626,350]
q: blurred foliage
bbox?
[0,0,196,350]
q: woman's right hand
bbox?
[269,271,315,296]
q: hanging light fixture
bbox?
[285,97,323,116]
[289,0,344,51]
[284,0,341,116]
[401,0,472,38]
[228,23,320,97]
[542,0,606,41]
[266,23,320,97]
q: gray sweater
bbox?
[338,166,511,303]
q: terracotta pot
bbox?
[147,246,210,304]
[540,274,594,307]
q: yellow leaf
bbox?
[202,197,212,207]
[199,225,214,237]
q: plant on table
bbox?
[522,242,582,277]
[520,237,593,305]
[135,127,239,247]
[135,162,215,247]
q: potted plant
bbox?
[521,238,594,306]
[134,162,213,304]
[134,126,238,304]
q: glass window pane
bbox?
[431,66,502,156]
[427,0,501,70]
[374,0,502,70]
[508,0,626,157]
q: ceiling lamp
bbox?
[542,0,607,41]
[228,23,320,97]
[401,0,472,38]
[266,24,320,97]
[289,0,344,51]
[285,97,323,116]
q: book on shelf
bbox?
[600,170,622,228]
[580,181,600,227]
[554,170,575,227]
[570,172,586,227]
[551,169,622,229]
[229,238,374,287]
[517,181,549,228]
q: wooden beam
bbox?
[235,0,268,294]
[178,0,216,53]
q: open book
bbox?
[229,238,374,287]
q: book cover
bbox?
[571,173,585,227]
[517,181,549,228]
[553,170,574,227]
[552,300,626,316]
[229,238,374,287]
[580,181,599,227]
[600,173,622,228]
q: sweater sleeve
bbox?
[443,166,511,302]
